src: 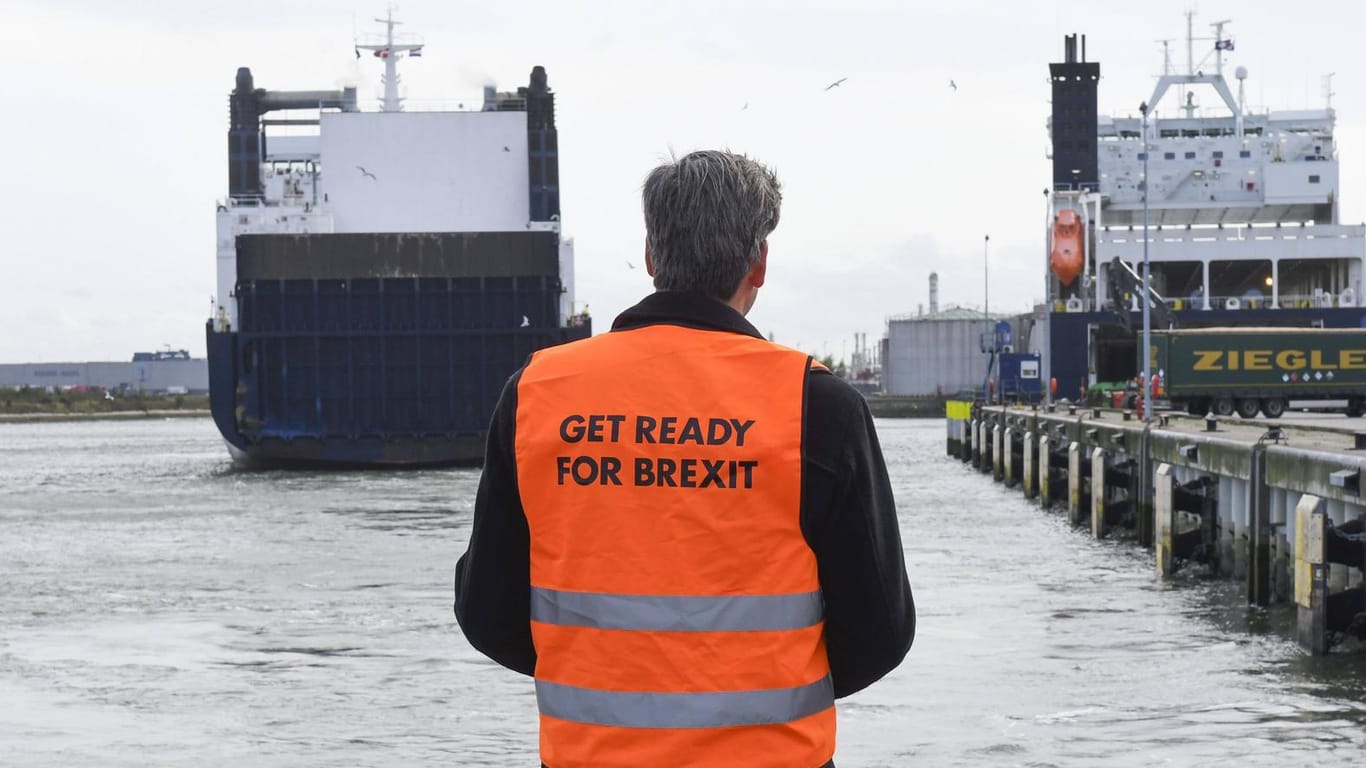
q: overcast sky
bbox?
[5,0,1365,363]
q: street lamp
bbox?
[1140,100,1153,422]
[982,234,991,402]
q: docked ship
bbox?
[206,15,590,467]
[1043,15,1364,412]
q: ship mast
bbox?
[355,8,424,112]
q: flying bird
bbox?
[502,145,511,152]
[520,315,531,328]
[824,77,847,91]
[626,260,637,270]
[355,165,376,180]
[741,102,749,111]
[950,80,958,91]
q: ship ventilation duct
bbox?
[929,272,940,315]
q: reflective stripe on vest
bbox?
[536,675,834,729]
[516,323,835,767]
[530,587,824,632]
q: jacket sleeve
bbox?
[802,373,915,698]
[454,370,537,676]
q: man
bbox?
[455,150,914,768]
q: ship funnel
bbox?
[1050,34,1100,191]
[929,272,940,315]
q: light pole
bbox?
[1042,189,1052,406]
[982,234,991,402]
[1140,101,1153,422]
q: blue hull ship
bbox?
[206,16,589,467]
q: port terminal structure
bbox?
[1043,17,1366,403]
[945,401,1366,655]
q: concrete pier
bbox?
[950,402,1366,655]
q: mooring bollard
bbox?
[977,420,988,472]
[1091,447,1108,539]
[981,420,992,473]
[1155,462,1176,577]
[1294,494,1328,655]
[1038,434,1050,507]
[1248,447,1273,607]
[993,424,1003,481]
[1003,427,1015,486]
[970,418,979,464]
[1068,442,1084,527]
[1023,431,1036,499]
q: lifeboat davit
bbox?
[1050,208,1083,286]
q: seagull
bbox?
[950,80,958,91]
[626,260,637,270]
[520,315,530,328]
[824,77,847,91]
[355,165,376,180]
[741,102,749,111]
[502,146,510,152]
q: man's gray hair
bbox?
[641,150,782,301]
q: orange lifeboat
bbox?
[1050,208,1084,286]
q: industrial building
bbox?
[881,273,1035,398]
[0,352,207,394]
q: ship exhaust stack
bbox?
[930,272,940,315]
[227,68,357,201]
[228,68,263,200]
[1049,34,1100,192]
[524,66,560,222]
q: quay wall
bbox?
[946,402,1366,654]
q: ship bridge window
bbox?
[1239,150,1252,158]
[1184,151,1196,159]
[1163,152,1175,160]
[1137,152,1147,161]
[1310,175,1321,183]
[1213,151,1224,159]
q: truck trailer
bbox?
[1151,328,1366,419]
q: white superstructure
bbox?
[211,13,574,332]
[1050,14,1364,314]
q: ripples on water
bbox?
[1,417,1363,767]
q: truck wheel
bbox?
[1185,400,1207,416]
[1349,397,1365,418]
[1236,398,1261,418]
[1260,398,1286,419]
[1211,396,1235,417]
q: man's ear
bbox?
[645,247,655,277]
[748,241,768,287]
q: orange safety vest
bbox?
[515,323,835,768]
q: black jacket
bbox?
[454,289,915,708]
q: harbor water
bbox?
[2,417,1365,767]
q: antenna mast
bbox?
[354,8,425,112]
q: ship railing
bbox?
[1054,292,1354,313]
[1102,222,1366,242]
[364,97,505,113]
